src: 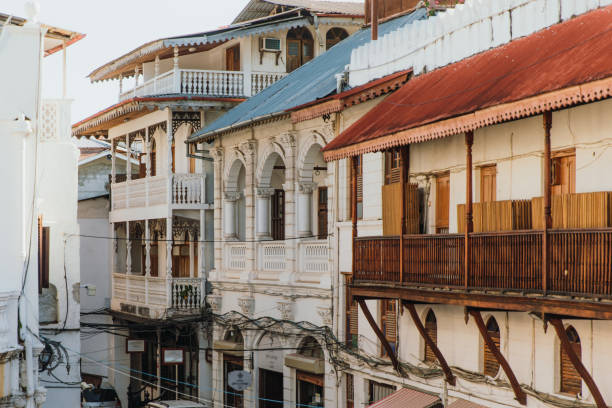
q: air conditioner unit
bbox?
[261,37,281,52]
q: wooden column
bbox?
[371,0,378,40]
[548,318,606,408]
[464,131,474,289]
[468,310,527,405]
[404,302,455,385]
[358,299,402,376]
[351,157,358,277]
[542,112,552,294]
[110,139,116,184]
[399,147,409,284]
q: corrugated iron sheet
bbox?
[447,399,487,408]
[323,6,612,159]
[189,8,427,142]
[367,387,440,408]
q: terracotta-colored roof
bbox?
[367,388,440,408]
[290,69,411,123]
[323,6,612,161]
[447,399,487,408]
[79,147,107,161]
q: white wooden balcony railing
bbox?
[111,173,205,212]
[222,240,329,282]
[119,69,287,101]
[112,274,204,318]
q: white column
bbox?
[62,42,67,99]
[145,221,151,277]
[119,75,123,99]
[297,182,315,238]
[256,187,273,239]
[126,135,131,181]
[189,233,195,278]
[166,217,173,308]
[223,192,239,240]
[154,55,160,93]
[133,66,138,98]
[173,46,180,93]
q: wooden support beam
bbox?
[468,309,527,405]
[548,318,607,408]
[399,146,409,284]
[371,0,378,40]
[403,301,456,385]
[542,112,552,294]
[464,131,474,289]
[357,299,403,376]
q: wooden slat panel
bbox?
[560,329,582,395]
[458,200,531,232]
[483,329,501,377]
[436,173,450,232]
[382,183,419,236]
[424,312,437,363]
[533,192,610,229]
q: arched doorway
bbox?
[326,27,349,50]
[298,142,327,239]
[286,336,325,408]
[483,317,500,377]
[286,27,314,72]
[225,159,247,241]
[222,327,244,408]
[560,326,582,396]
[257,333,284,408]
[258,152,286,240]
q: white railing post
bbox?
[154,55,160,94]
[244,70,252,97]
[133,67,138,99]
[173,47,180,93]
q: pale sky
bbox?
[3,0,362,124]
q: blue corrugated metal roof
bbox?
[189,8,427,141]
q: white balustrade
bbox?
[298,240,329,274]
[258,242,287,272]
[171,278,203,310]
[119,69,287,101]
[251,72,287,95]
[225,243,247,271]
[172,173,205,205]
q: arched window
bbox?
[424,310,437,362]
[560,326,582,396]
[483,317,500,377]
[326,27,349,50]
[223,327,244,408]
[286,27,314,72]
[298,336,324,359]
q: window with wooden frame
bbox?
[435,172,450,234]
[480,164,497,203]
[560,326,582,396]
[317,187,328,239]
[483,317,501,377]
[225,44,241,71]
[326,27,349,50]
[345,275,358,349]
[368,380,395,405]
[379,299,397,357]
[424,310,437,363]
[271,189,285,240]
[350,156,363,220]
[551,149,576,196]
[286,27,314,72]
[346,373,354,408]
[384,149,401,184]
[38,217,50,294]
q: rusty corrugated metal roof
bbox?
[367,387,440,408]
[447,399,487,408]
[323,6,612,161]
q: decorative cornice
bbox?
[209,281,332,300]
[224,191,242,202]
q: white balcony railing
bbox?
[119,69,287,101]
[111,173,205,212]
[258,241,286,272]
[298,240,329,274]
[112,274,204,318]
[225,243,247,272]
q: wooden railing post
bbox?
[371,0,378,40]
[351,157,358,277]
[543,112,552,294]
[465,131,474,289]
[399,146,409,284]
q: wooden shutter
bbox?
[189,157,196,174]
[38,217,50,294]
[271,189,285,240]
[552,150,576,196]
[171,142,175,173]
[480,165,497,203]
[424,311,437,363]
[150,151,156,177]
[138,153,146,179]
[286,39,301,72]
[384,150,400,184]
[436,173,450,233]
[560,327,582,395]
[326,28,349,50]
[225,44,240,71]
[346,373,354,408]
[483,318,501,377]
[318,187,328,239]
[345,275,358,348]
[380,300,397,356]
[350,156,363,221]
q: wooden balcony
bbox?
[111,274,204,319]
[119,69,287,101]
[352,229,612,318]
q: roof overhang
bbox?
[367,387,440,408]
[0,13,85,56]
[322,5,612,162]
[72,96,244,139]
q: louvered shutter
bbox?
[424,314,437,363]
[560,329,582,395]
[483,330,501,377]
[349,305,359,335]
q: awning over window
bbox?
[323,6,612,161]
[447,399,487,408]
[284,353,325,374]
[367,388,440,408]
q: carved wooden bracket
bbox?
[468,309,527,405]
[403,301,455,386]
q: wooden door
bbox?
[480,165,496,203]
[271,189,285,240]
[552,151,576,195]
[317,187,328,239]
[435,173,450,233]
[483,317,500,377]
[226,44,241,71]
[286,28,314,72]
[560,326,582,395]
[286,39,301,72]
[138,153,146,179]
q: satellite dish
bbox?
[228,370,252,391]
